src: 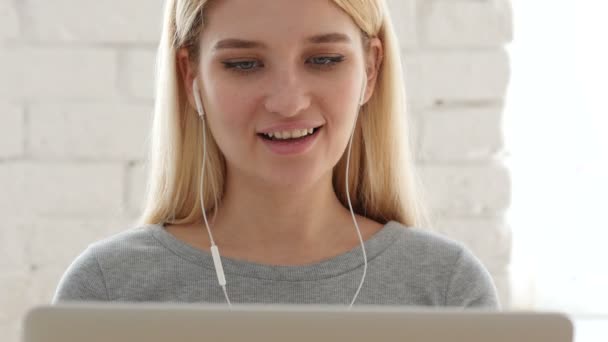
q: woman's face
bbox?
[198,0,373,189]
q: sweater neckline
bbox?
[148,220,405,281]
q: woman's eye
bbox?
[308,56,345,66]
[222,60,260,72]
[222,56,344,74]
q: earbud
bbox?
[192,78,205,117]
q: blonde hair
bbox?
[138,0,430,228]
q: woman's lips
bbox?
[257,121,325,135]
[258,126,322,156]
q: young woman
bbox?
[53,0,499,309]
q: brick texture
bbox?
[22,0,164,43]
[419,163,511,216]
[386,0,418,48]
[404,49,510,106]
[0,0,19,41]
[0,162,125,217]
[0,48,118,100]
[420,0,513,47]
[417,105,505,161]
[0,104,24,158]
[127,162,148,215]
[122,49,157,100]
[28,103,151,160]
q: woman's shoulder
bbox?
[76,222,175,275]
[88,222,163,254]
[52,223,166,303]
[384,221,475,275]
[385,221,500,308]
[386,220,466,258]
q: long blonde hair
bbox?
[138,0,430,228]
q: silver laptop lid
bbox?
[22,303,573,342]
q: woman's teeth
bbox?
[264,127,315,140]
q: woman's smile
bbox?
[258,125,323,155]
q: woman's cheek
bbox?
[212,83,251,126]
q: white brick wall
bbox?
[0,104,23,157]
[419,163,511,216]
[127,162,148,215]
[21,0,164,43]
[386,0,418,47]
[1,0,512,339]
[28,103,152,160]
[420,0,512,47]
[0,162,126,217]
[418,106,505,161]
[0,0,19,41]
[404,50,510,106]
[0,47,118,100]
[122,49,157,100]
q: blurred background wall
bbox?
[0,0,513,340]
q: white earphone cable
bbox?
[195,81,230,306]
[345,112,367,309]
[346,78,368,309]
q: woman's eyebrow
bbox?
[212,32,352,50]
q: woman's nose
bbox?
[263,70,311,117]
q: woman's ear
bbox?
[177,48,197,109]
[362,37,384,105]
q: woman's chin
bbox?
[259,168,325,191]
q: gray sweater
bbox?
[52,220,500,308]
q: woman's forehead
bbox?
[201,0,361,48]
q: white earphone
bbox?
[192,76,368,309]
[193,79,205,117]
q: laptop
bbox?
[22,303,574,342]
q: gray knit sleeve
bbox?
[444,246,501,309]
[52,246,110,303]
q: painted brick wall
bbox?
[0,0,512,340]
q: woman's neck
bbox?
[210,171,352,253]
[164,170,384,265]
